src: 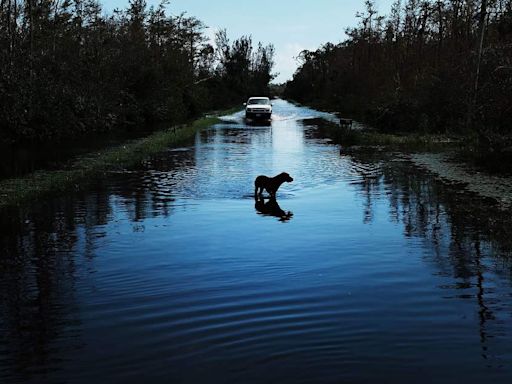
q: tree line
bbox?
[0,0,275,144]
[285,0,512,142]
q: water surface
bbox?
[1,100,512,383]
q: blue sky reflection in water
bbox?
[1,100,512,383]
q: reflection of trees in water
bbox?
[348,152,512,362]
[1,199,90,380]
[0,162,184,380]
[2,140,512,377]
[0,188,133,379]
[0,125,274,379]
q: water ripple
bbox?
[2,99,512,383]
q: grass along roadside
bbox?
[0,111,235,208]
[315,118,460,150]
[294,100,462,150]
[341,130,459,148]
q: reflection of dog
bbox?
[254,196,293,222]
[254,172,293,198]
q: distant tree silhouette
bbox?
[285,0,512,146]
[0,0,276,144]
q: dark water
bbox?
[1,100,512,383]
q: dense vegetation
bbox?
[0,0,275,144]
[285,0,512,145]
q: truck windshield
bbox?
[248,99,270,105]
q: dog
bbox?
[254,172,293,198]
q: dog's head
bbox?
[281,172,294,183]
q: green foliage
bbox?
[0,0,275,145]
[285,0,512,138]
[214,29,276,104]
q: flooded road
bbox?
[1,99,512,383]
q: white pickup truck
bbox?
[244,97,272,120]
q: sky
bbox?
[103,0,395,83]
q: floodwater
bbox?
[1,100,512,383]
